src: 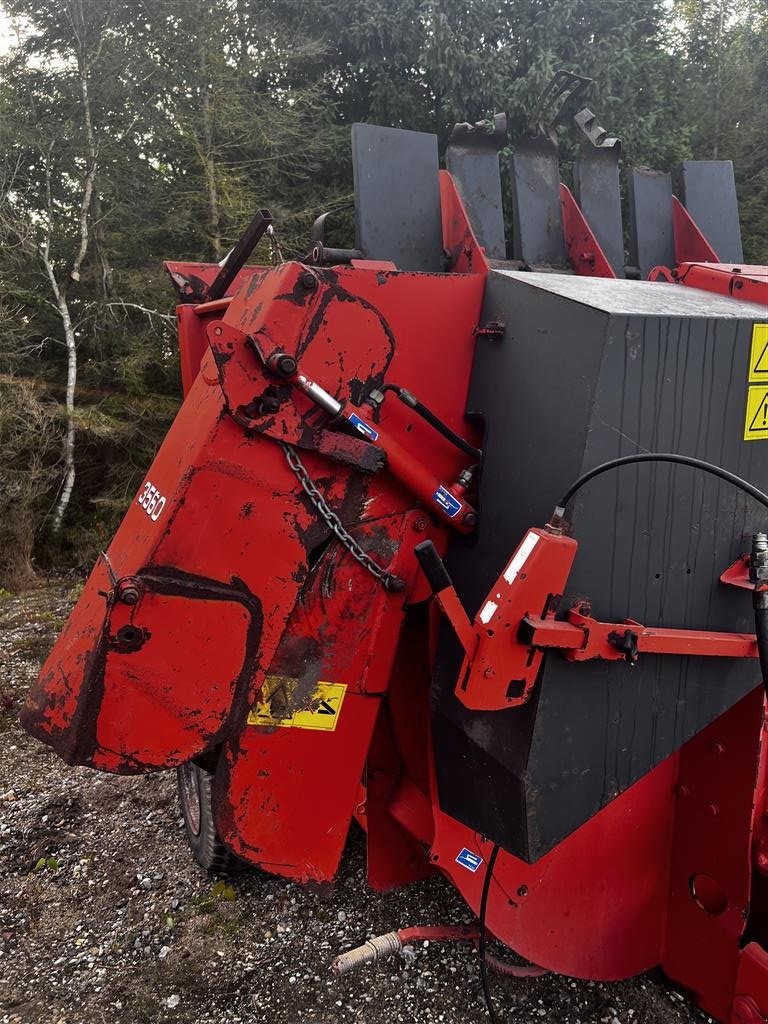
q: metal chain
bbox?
[280,442,404,592]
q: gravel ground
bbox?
[0,579,711,1024]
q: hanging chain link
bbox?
[281,442,404,592]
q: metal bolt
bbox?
[301,271,317,291]
[214,326,222,336]
[676,784,690,798]
[462,512,478,529]
[707,803,720,817]
[117,583,140,606]
[483,667,494,678]
[711,742,726,756]
[414,518,428,532]
[517,885,528,897]
[273,353,297,378]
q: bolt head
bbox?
[275,354,297,377]
[117,584,140,605]
[300,271,317,291]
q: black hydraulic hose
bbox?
[380,383,483,460]
[479,843,501,1024]
[556,453,768,512]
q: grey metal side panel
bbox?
[509,137,565,266]
[574,152,624,276]
[432,271,767,862]
[445,145,506,258]
[351,123,443,272]
[683,160,744,263]
[628,168,674,278]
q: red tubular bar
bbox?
[523,613,758,661]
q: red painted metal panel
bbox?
[663,689,764,1022]
[430,746,678,979]
[672,195,720,263]
[212,514,426,881]
[560,183,617,278]
[731,944,768,1023]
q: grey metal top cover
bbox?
[492,269,768,318]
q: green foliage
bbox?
[34,856,60,872]
[0,0,764,573]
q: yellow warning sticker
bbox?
[744,385,768,441]
[749,324,768,384]
[247,675,347,731]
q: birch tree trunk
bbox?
[45,57,98,533]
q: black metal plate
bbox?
[351,123,443,272]
[446,144,506,259]
[628,168,674,278]
[683,160,744,263]
[509,136,565,266]
[574,151,624,276]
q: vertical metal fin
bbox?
[628,168,674,278]
[351,123,443,272]
[573,109,624,277]
[510,134,565,266]
[445,114,507,259]
[682,160,743,263]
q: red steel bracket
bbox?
[522,605,758,662]
[434,525,759,713]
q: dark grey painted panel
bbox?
[445,145,506,258]
[628,168,674,278]
[683,160,744,263]
[351,123,442,272]
[574,151,624,276]
[509,137,565,266]
[432,270,767,861]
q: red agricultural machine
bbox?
[22,73,768,1022]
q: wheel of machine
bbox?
[176,761,234,873]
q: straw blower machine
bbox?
[22,74,768,1022]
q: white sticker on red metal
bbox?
[479,600,498,625]
[503,531,539,584]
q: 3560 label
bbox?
[137,480,166,521]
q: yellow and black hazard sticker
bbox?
[743,324,768,442]
[247,675,347,731]
[748,324,768,384]
[744,385,768,442]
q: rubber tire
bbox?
[176,761,234,874]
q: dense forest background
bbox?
[0,0,765,584]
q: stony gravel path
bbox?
[0,580,710,1024]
